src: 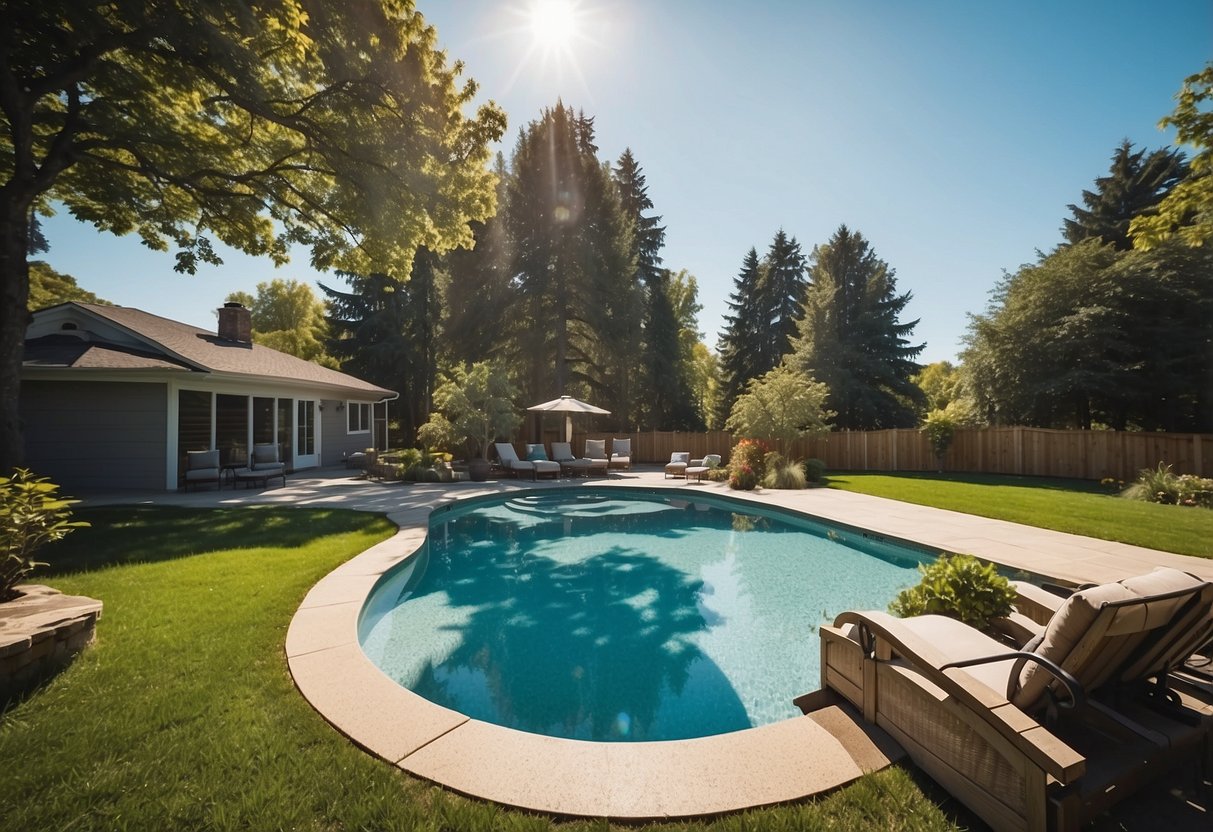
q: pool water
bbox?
[359,489,929,742]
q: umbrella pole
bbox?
[565,415,573,444]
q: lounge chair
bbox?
[552,442,592,477]
[665,452,690,479]
[495,442,558,481]
[524,444,562,480]
[234,443,286,488]
[183,449,220,491]
[609,438,631,471]
[685,453,721,483]
[583,439,609,475]
[818,567,1213,832]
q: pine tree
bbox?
[504,103,635,417]
[756,229,807,371]
[715,247,766,425]
[1064,140,1187,251]
[321,250,441,443]
[789,225,924,428]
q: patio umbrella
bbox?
[526,395,611,443]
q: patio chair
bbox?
[583,439,610,474]
[183,449,220,491]
[552,442,592,477]
[524,444,562,480]
[609,438,631,471]
[685,453,721,483]
[665,452,690,479]
[234,443,287,488]
[818,567,1213,832]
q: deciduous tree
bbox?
[1132,63,1213,249]
[725,364,832,442]
[225,279,336,368]
[0,0,505,471]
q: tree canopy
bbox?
[1,0,505,470]
[789,225,924,429]
[725,364,832,443]
[1131,63,1213,249]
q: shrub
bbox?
[1,469,88,601]
[889,554,1016,632]
[763,456,806,490]
[729,439,768,480]
[728,465,758,491]
[1121,462,1213,508]
[920,409,958,471]
[803,458,827,483]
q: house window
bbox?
[347,402,371,434]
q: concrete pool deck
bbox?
[83,467,1213,818]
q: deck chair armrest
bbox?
[940,652,1087,710]
[833,610,1087,783]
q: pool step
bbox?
[796,691,905,773]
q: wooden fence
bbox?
[551,427,1213,482]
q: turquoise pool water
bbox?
[358,489,930,742]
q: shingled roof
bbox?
[26,302,395,399]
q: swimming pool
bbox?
[358,488,932,742]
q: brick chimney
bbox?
[217,302,252,343]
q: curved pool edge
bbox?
[285,483,890,819]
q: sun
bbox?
[529,0,579,48]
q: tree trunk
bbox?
[0,202,32,473]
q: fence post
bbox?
[1014,426,1024,475]
[1195,434,1203,477]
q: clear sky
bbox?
[36,0,1213,364]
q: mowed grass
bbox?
[0,505,968,832]
[826,472,1213,558]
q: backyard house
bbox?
[21,301,396,491]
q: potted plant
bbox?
[418,361,521,482]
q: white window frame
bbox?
[347,401,371,434]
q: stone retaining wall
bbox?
[0,585,103,702]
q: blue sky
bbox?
[37,1,1212,364]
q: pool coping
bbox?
[282,475,1213,819]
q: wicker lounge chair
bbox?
[818,568,1213,832]
[609,438,631,471]
[583,439,609,474]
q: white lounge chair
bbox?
[552,442,592,477]
[609,437,631,471]
[583,439,609,474]
[665,452,690,478]
[524,444,561,480]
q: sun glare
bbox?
[530,0,579,47]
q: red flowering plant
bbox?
[727,439,768,490]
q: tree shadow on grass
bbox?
[38,506,390,576]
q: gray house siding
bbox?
[320,400,376,465]
[22,381,167,491]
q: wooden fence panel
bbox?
[552,427,1211,480]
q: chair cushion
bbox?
[253,461,286,474]
[188,449,220,470]
[185,467,219,481]
[532,460,560,472]
[585,439,606,459]
[495,443,521,464]
[670,452,690,464]
[611,438,631,456]
[253,444,279,464]
[526,444,549,461]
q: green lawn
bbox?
[0,506,966,832]
[826,472,1213,558]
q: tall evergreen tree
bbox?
[321,250,441,443]
[789,225,924,428]
[504,103,635,418]
[756,229,808,371]
[1063,140,1187,250]
[715,247,766,425]
[614,148,667,427]
[442,154,515,368]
